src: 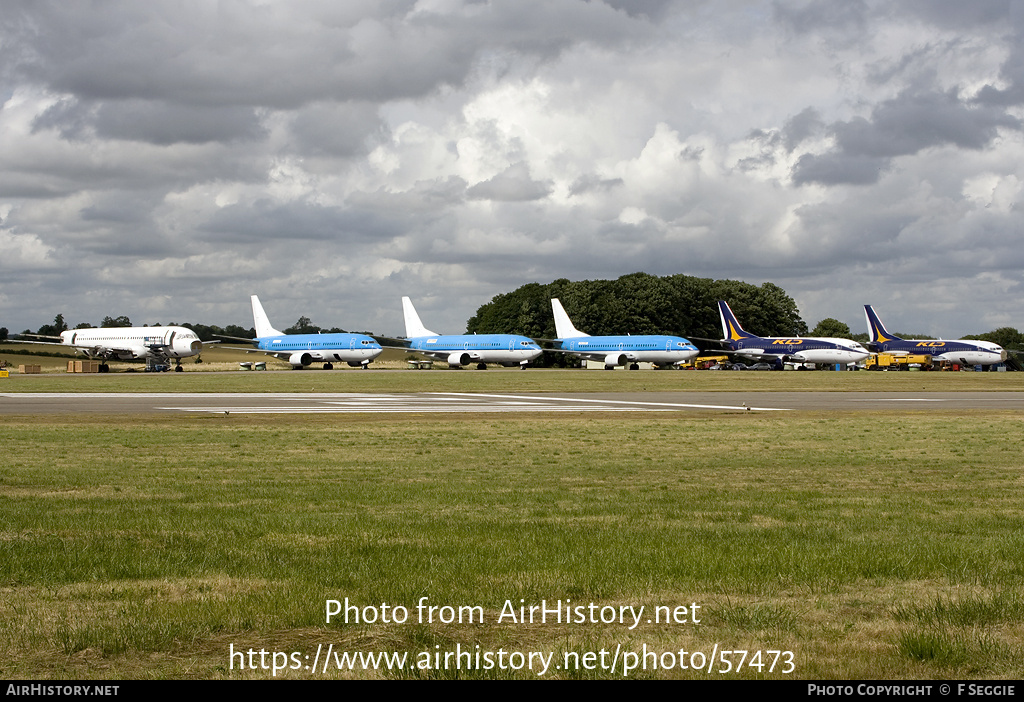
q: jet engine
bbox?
[288,352,313,368]
[604,353,628,368]
[172,336,202,357]
[447,352,472,367]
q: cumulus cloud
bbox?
[2,0,1023,336]
[466,162,552,201]
[793,88,1021,185]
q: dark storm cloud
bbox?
[199,199,405,244]
[837,90,1019,155]
[2,0,645,109]
[601,0,675,21]
[348,176,469,212]
[782,107,824,152]
[290,102,387,158]
[94,101,267,145]
[466,162,552,201]
[568,174,624,196]
[793,89,1021,185]
[33,98,266,145]
[792,153,887,186]
[30,98,92,140]
[774,0,869,34]
[896,0,1013,29]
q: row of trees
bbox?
[6,272,1022,356]
[467,272,807,340]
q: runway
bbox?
[3,391,1023,414]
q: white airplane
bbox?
[397,296,542,369]
[15,325,204,372]
[549,298,700,369]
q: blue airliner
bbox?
[399,296,542,369]
[549,298,699,369]
[718,300,868,366]
[220,295,382,370]
[864,305,1006,366]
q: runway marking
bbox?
[157,394,679,414]
[3,391,789,413]
[433,392,790,412]
[854,398,945,402]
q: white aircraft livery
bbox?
[17,326,203,372]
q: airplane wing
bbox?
[371,335,411,349]
[406,348,457,362]
[209,334,255,343]
[687,337,735,352]
[13,333,63,341]
[212,345,265,354]
[714,348,783,363]
[10,337,134,360]
[542,347,634,363]
[8,338,66,348]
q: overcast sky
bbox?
[2,0,1023,338]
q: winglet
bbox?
[402,297,438,338]
[551,298,588,339]
[718,301,756,341]
[863,305,899,344]
[251,295,284,338]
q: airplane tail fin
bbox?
[251,295,284,338]
[551,298,588,339]
[718,301,757,341]
[402,297,438,338]
[863,305,900,344]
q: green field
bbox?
[3,401,1024,679]
[4,363,1024,395]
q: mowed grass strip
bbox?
[2,410,1023,678]
[4,364,1024,394]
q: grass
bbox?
[3,364,1023,396]
[2,409,1024,678]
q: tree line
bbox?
[5,272,1022,356]
[467,272,807,340]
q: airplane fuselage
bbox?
[871,339,1006,366]
[408,334,542,367]
[863,305,1007,367]
[727,337,869,365]
[718,300,868,365]
[59,326,202,360]
[257,333,383,367]
[555,335,699,367]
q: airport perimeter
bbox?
[2,371,1023,679]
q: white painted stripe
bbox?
[432,392,789,412]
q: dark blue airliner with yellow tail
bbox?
[718,300,868,366]
[863,305,1006,366]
